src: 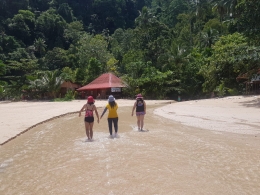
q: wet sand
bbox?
[0,97,260,194]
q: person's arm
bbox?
[79,105,85,117]
[143,100,146,114]
[131,102,137,116]
[100,107,108,119]
[93,105,100,123]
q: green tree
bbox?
[122,49,145,78]
[106,58,119,75]
[203,18,226,35]
[86,57,102,83]
[58,3,75,23]
[138,66,174,98]
[200,28,219,48]
[182,48,205,98]
[30,70,63,98]
[6,59,38,76]
[0,60,6,75]
[5,47,38,79]
[236,0,260,45]
[0,35,21,55]
[34,38,47,57]
[110,28,135,70]
[200,33,248,93]
[7,10,35,45]
[44,47,69,70]
[60,67,75,82]
[77,34,112,71]
[35,8,67,49]
[135,6,155,30]
[134,7,171,69]
[60,66,76,94]
[75,67,87,85]
[152,0,189,28]
[0,0,28,18]
[212,0,227,24]
[64,21,85,45]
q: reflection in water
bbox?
[0,105,260,195]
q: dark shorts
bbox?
[85,117,94,123]
[136,112,145,116]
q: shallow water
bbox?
[1,105,260,195]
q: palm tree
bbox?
[200,28,219,48]
[161,42,187,72]
[211,0,239,31]
[212,0,226,23]
[224,0,238,17]
[34,38,47,57]
[193,0,211,48]
[42,70,63,98]
[212,0,236,35]
[135,6,155,30]
[30,70,63,98]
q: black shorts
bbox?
[85,117,94,123]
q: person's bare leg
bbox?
[89,122,94,139]
[85,122,90,140]
[140,115,145,130]
[136,116,141,130]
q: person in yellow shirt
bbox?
[100,95,119,138]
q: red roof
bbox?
[77,73,126,91]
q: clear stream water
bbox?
[1,105,260,195]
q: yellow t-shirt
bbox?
[106,103,118,118]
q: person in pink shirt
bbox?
[79,96,99,141]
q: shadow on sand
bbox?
[239,97,260,108]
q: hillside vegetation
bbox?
[0,0,260,100]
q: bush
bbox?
[215,82,227,97]
[227,88,239,96]
[54,90,75,101]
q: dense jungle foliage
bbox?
[0,0,260,100]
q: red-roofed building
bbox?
[77,73,126,99]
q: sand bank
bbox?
[155,95,260,135]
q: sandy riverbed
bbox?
[0,96,260,194]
